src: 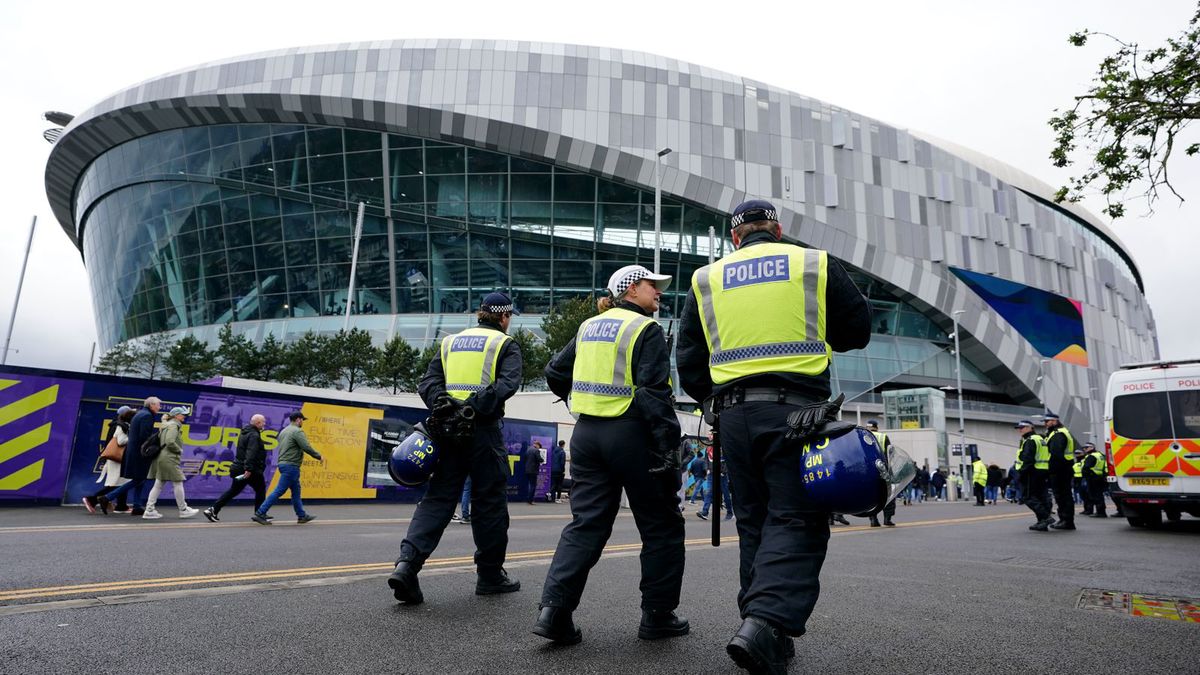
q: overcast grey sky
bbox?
[1,0,1196,369]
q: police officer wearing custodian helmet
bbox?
[677,200,871,673]
[534,265,687,645]
[388,292,524,604]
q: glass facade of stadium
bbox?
[77,122,996,401]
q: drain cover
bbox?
[1078,588,1200,623]
[1001,557,1103,571]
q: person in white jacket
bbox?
[83,407,133,515]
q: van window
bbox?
[1112,393,1173,440]
[1171,390,1200,438]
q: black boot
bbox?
[726,616,789,675]
[533,606,582,645]
[832,514,850,526]
[638,609,690,640]
[476,568,521,595]
[883,518,895,527]
[387,560,423,605]
[869,516,881,527]
[1029,517,1052,532]
[1050,520,1076,530]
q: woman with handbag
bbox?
[143,407,200,520]
[83,406,134,515]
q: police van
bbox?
[1105,359,1200,527]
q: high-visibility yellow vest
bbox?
[440,326,512,401]
[1088,450,1106,476]
[1015,434,1049,471]
[1073,461,1083,478]
[570,308,655,417]
[691,241,831,384]
[972,459,987,486]
[870,430,889,458]
[1047,426,1076,461]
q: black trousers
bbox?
[1022,471,1052,521]
[720,401,831,637]
[525,473,540,503]
[869,500,896,524]
[211,471,266,514]
[550,472,565,501]
[400,424,511,574]
[541,416,685,612]
[973,483,986,505]
[1086,476,1108,515]
[1049,470,1075,524]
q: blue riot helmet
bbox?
[799,421,916,515]
[388,422,440,487]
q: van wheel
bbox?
[1164,508,1182,522]
[1140,507,1164,529]
[1126,516,1145,528]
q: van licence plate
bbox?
[1128,477,1170,486]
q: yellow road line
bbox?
[0,511,1024,603]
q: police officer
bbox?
[388,292,523,604]
[1015,420,1054,531]
[1080,442,1109,518]
[866,420,896,527]
[677,200,871,673]
[534,264,687,645]
[1043,413,1077,530]
[1072,450,1086,507]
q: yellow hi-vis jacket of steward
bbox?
[1014,434,1049,471]
[570,308,655,417]
[440,326,512,401]
[691,241,831,384]
[1073,461,1083,478]
[972,459,987,486]
[1046,426,1076,462]
[870,430,889,459]
[1088,450,1107,476]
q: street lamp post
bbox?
[2,216,37,367]
[952,310,966,494]
[653,148,673,277]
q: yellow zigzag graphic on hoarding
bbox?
[0,383,61,491]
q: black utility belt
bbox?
[712,387,814,413]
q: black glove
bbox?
[784,393,846,441]
[648,448,683,498]
[431,394,460,421]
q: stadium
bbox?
[42,40,1158,465]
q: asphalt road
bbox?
[1,498,1197,674]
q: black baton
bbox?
[710,414,721,546]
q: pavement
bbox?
[1,497,1197,674]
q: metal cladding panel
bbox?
[45,40,1157,432]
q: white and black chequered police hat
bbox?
[606,265,672,298]
[730,199,779,228]
[480,291,519,314]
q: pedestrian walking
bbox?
[676,200,872,673]
[686,450,708,505]
[204,414,268,522]
[986,464,1003,504]
[143,407,200,520]
[1015,420,1054,531]
[1043,413,1078,530]
[102,396,162,515]
[696,448,734,522]
[534,264,687,646]
[550,440,567,503]
[252,411,324,525]
[931,469,947,501]
[84,406,133,514]
[525,441,545,504]
[972,457,987,506]
[388,292,524,605]
[866,421,896,526]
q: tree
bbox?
[510,329,549,391]
[164,335,216,383]
[95,342,137,376]
[215,323,257,377]
[330,328,379,392]
[129,333,174,379]
[254,333,286,382]
[541,295,596,355]
[370,335,422,394]
[1050,6,1200,218]
[281,331,337,388]
[416,343,440,384]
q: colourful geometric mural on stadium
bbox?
[951,267,1088,366]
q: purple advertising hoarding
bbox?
[0,371,84,500]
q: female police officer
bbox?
[533,265,688,645]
